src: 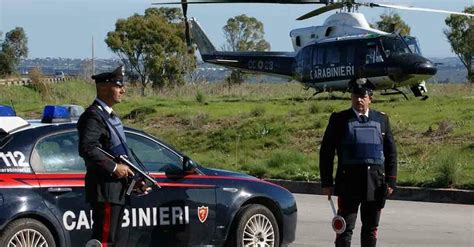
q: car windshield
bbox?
[381,36,412,57]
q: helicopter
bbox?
[154,0,474,99]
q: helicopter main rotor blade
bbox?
[153,0,329,5]
[369,3,474,18]
[296,2,343,20]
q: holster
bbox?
[375,183,388,209]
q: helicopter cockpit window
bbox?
[404,36,422,55]
[381,36,412,57]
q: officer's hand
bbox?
[114,163,134,179]
[134,180,152,195]
[387,186,394,196]
[322,187,333,199]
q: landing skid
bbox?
[306,89,324,100]
[381,88,409,100]
[303,86,324,100]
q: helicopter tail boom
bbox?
[200,51,296,77]
[190,18,296,77]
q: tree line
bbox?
[1,7,473,85]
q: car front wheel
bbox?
[231,204,280,247]
[0,218,56,247]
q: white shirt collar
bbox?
[95,98,113,114]
[352,107,369,118]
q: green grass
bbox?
[2,81,474,189]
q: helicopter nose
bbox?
[414,61,437,75]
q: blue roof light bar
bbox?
[0,105,16,117]
[41,105,72,123]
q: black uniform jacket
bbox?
[78,102,128,205]
[319,108,397,201]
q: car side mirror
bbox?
[182,156,197,174]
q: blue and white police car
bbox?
[0,105,297,247]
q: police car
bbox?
[0,105,297,247]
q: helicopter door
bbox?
[312,46,323,81]
[323,46,341,81]
[343,45,356,66]
[301,45,313,82]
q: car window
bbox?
[31,131,85,173]
[125,132,182,173]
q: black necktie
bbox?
[360,115,368,123]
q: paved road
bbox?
[291,194,473,247]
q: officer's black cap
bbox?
[352,83,374,97]
[91,65,125,87]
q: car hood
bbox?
[199,167,256,179]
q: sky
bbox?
[1,0,472,59]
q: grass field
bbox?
[1,80,473,189]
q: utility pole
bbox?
[92,36,95,76]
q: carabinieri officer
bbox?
[319,83,397,247]
[78,65,134,247]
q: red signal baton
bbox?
[328,196,346,234]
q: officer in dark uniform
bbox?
[319,83,397,247]
[78,65,135,247]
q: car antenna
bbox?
[10,100,17,116]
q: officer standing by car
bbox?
[78,65,141,247]
[319,83,397,247]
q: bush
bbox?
[309,103,321,114]
[195,90,206,104]
[292,168,318,181]
[29,67,51,100]
[431,153,464,188]
[250,106,266,117]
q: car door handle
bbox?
[47,187,72,193]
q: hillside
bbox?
[1,81,473,189]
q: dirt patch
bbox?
[423,120,454,139]
[290,129,320,153]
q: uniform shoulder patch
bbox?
[380,111,386,115]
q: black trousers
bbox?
[335,197,382,247]
[90,202,129,247]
